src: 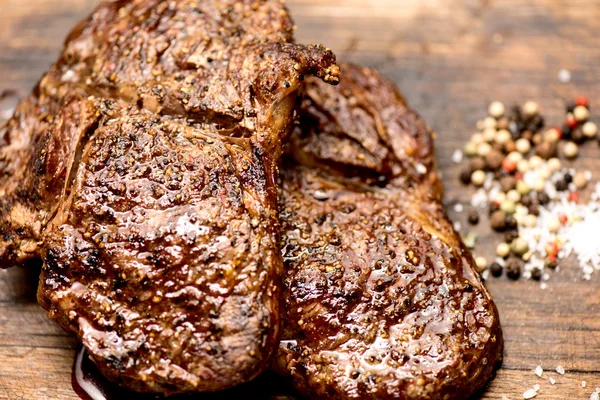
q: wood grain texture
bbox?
[1,0,600,399]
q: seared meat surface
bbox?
[0,0,338,395]
[275,64,503,399]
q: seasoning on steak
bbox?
[274,64,503,400]
[0,0,338,395]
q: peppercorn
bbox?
[504,229,519,243]
[575,96,589,108]
[506,258,522,280]
[520,195,532,207]
[547,157,562,173]
[537,192,550,205]
[505,215,518,230]
[571,126,585,143]
[535,141,557,159]
[467,210,479,225]
[531,268,542,281]
[485,150,504,170]
[574,172,588,189]
[469,157,486,172]
[562,141,578,159]
[573,105,589,122]
[511,237,529,256]
[490,210,507,231]
[500,176,516,192]
[496,242,510,258]
[464,142,478,157]
[528,204,540,216]
[497,117,510,130]
[500,200,516,214]
[545,259,558,269]
[561,125,572,140]
[490,262,503,277]
[582,121,598,139]
[523,101,539,117]
[475,256,487,272]
[471,170,486,186]
[563,173,573,184]
[555,179,568,191]
[503,140,516,153]
[460,170,472,185]
[489,101,505,118]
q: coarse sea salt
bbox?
[534,365,543,377]
[592,392,600,400]
[556,365,565,375]
[523,388,537,399]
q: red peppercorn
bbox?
[547,255,557,263]
[566,114,578,128]
[514,172,523,180]
[569,191,579,203]
[546,242,559,257]
[575,96,589,108]
[502,158,517,173]
[559,214,569,224]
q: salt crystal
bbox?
[502,397,510,400]
[534,365,543,377]
[523,388,537,399]
[556,365,565,375]
[558,68,571,83]
[533,384,540,391]
[549,377,556,384]
[582,380,587,388]
[453,203,464,213]
[453,221,462,232]
[415,163,427,175]
[591,392,600,400]
[452,149,463,163]
[540,282,548,290]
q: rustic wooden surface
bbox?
[1,0,600,399]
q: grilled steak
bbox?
[0,0,338,394]
[274,64,503,400]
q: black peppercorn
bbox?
[571,126,586,143]
[506,258,522,280]
[520,195,532,207]
[555,179,568,191]
[537,192,550,205]
[505,215,518,230]
[561,125,572,140]
[460,170,471,185]
[467,210,480,225]
[528,204,540,216]
[531,268,542,281]
[563,173,573,184]
[490,262,503,277]
[504,229,519,243]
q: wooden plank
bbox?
[1,0,600,399]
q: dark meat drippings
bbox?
[72,346,303,400]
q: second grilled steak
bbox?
[275,64,503,399]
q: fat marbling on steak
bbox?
[0,0,338,394]
[275,64,503,399]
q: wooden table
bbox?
[1,0,600,399]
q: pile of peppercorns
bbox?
[456,98,597,283]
